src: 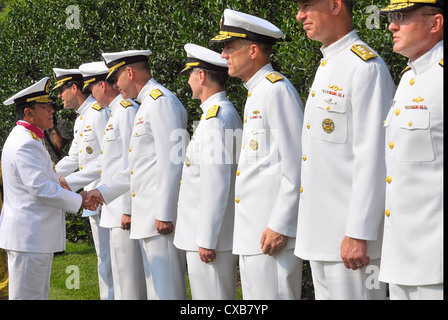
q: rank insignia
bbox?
[120,99,133,108]
[350,44,377,61]
[206,105,220,119]
[150,89,163,100]
[92,103,102,111]
[250,139,258,150]
[86,146,93,154]
[266,73,284,83]
[30,131,40,141]
[322,118,335,133]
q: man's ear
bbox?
[249,43,260,60]
[126,66,135,80]
[431,13,444,34]
[331,0,343,15]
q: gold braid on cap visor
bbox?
[211,30,248,41]
[26,95,53,103]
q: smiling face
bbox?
[27,103,54,131]
[57,84,77,109]
[111,66,139,99]
[90,81,108,107]
[296,0,335,44]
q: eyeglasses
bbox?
[387,12,436,23]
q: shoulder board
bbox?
[30,131,40,141]
[150,89,163,100]
[120,99,133,108]
[350,44,377,61]
[439,58,443,67]
[401,66,411,74]
[92,103,102,111]
[266,72,284,83]
[206,105,220,120]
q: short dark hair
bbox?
[15,102,35,120]
[342,0,354,17]
[193,68,228,88]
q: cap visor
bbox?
[380,3,420,12]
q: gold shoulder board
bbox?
[206,105,220,120]
[439,58,443,67]
[350,44,377,61]
[120,99,133,108]
[266,72,284,83]
[92,103,102,111]
[150,89,163,100]
[30,131,40,141]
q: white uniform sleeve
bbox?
[266,84,304,237]
[345,61,395,240]
[17,140,82,213]
[196,118,231,250]
[149,97,185,222]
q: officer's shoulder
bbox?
[350,44,377,62]
[206,105,220,120]
[265,72,284,84]
[120,99,135,108]
[149,88,164,100]
[91,103,102,111]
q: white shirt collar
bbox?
[200,91,227,115]
[244,63,274,91]
[408,40,444,75]
[320,30,359,59]
[136,78,158,103]
[76,94,96,115]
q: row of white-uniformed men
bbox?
[0,6,443,300]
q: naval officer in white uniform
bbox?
[87,50,188,299]
[52,67,113,299]
[379,0,444,300]
[0,77,95,299]
[59,61,145,299]
[174,44,242,300]
[211,9,304,300]
[294,0,395,299]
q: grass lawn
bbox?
[49,241,244,300]
[50,241,100,300]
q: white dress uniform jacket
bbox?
[56,95,110,217]
[0,124,82,253]
[295,31,395,261]
[64,95,138,228]
[380,41,444,286]
[98,78,188,239]
[174,91,242,252]
[233,63,304,255]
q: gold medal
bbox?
[322,118,335,133]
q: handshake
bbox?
[59,175,105,211]
[78,189,105,211]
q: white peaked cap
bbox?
[180,43,228,75]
